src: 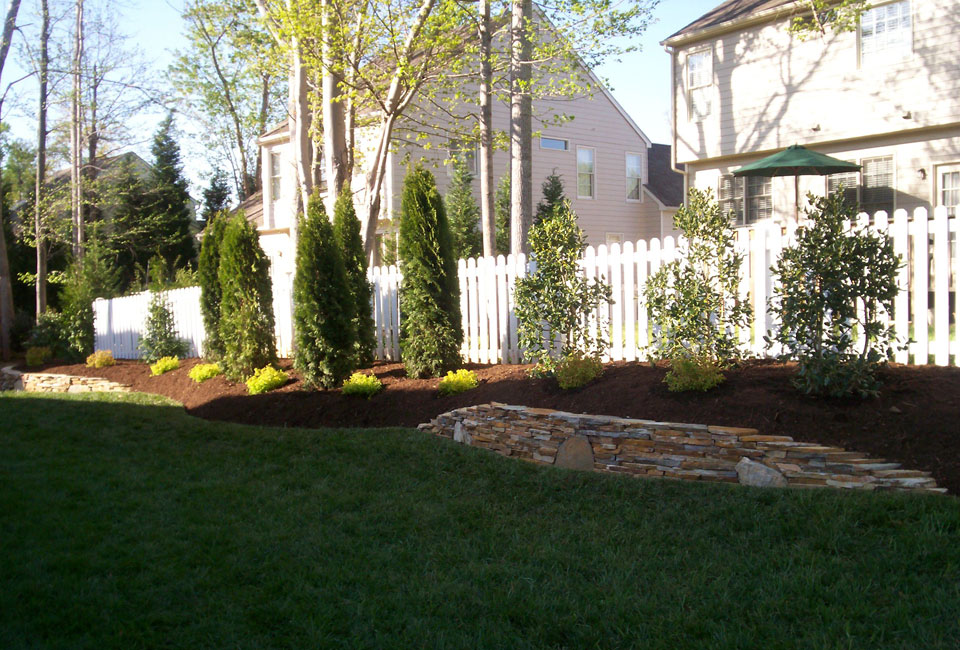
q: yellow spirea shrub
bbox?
[664,357,725,393]
[438,368,479,396]
[246,366,288,395]
[25,346,51,367]
[86,350,116,368]
[555,352,603,390]
[149,356,180,376]
[341,372,383,398]
[188,363,222,383]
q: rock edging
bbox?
[1,365,132,394]
[419,402,945,494]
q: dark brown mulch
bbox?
[31,357,960,494]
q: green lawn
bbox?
[1,392,959,649]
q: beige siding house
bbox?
[663,0,960,224]
[247,82,683,275]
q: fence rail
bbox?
[94,206,959,367]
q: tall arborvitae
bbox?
[444,156,481,259]
[398,165,462,378]
[494,175,511,256]
[332,187,376,367]
[293,192,357,388]
[535,171,566,223]
[218,211,276,380]
[198,211,227,360]
[149,113,196,271]
[201,169,231,222]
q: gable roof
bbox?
[665,0,795,44]
[644,144,684,207]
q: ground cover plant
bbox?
[246,365,288,395]
[341,372,383,398]
[149,356,180,376]
[85,350,115,368]
[1,391,958,648]
[188,362,221,383]
[554,351,603,389]
[437,368,479,395]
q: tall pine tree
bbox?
[201,168,231,222]
[398,165,462,378]
[294,192,357,388]
[444,156,481,259]
[218,211,276,380]
[332,187,376,368]
[198,211,227,360]
[535,170,566,223]
[148,113,196,272]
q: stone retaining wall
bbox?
[419,403,945,494]
[1,366,131,394]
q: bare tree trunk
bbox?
[0,0,22,360]
[360,113,398,266]
[35,0,49,319]
[320,0,347,212]
[254,73,270,194]
[509,0,532,255]
[478,0,495,257]
[70,0,84,261]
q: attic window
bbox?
[540,137,569,151]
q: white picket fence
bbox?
[94,206,959,367]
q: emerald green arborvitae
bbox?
[332,188,376,368]
[198,211,227,361]
[535,170,566,224]
[217,211,277,381]
[444,156,482,259]
[494,175,511,255]
[293,192,358,388]
[398,165,463,378]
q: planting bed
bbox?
[31,357,960,493]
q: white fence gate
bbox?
[94,207,959,367]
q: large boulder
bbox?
[736,457,787,488]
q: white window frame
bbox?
[858,0,913,67]
[935,162,960,218]
[269,151,282,202]
[825,167,860,210]
[686,48,713,121]
[605,232,624,247]
[719,174,774,226]
[861,155,896,215]
[625,152,644,202]
[577,146,596,200]
[540,136,569,152]
[446,140,479,177]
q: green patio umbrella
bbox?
[733,144,861,220]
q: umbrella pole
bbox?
[794,175,799,222]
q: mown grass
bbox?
[1,391,958,649]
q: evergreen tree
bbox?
[535,170,566,223]
[201,168,231,222]
[148,113,196,272]
[398,165,462,378]
[293,192,357,388]
[494,175,511,256]
[332,187,376,367]
[138,291,189,363]
[198,211,227,360]
[218,211,276,380]
[444,156,481,259]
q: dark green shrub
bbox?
[28,311,70,359]
[767,192,902,398]
[332,187,376,368]
[57,236,120,360]
[293,192,357,389]
[398,165,463,378]
[246,365,288,394]
[25,346,51,367]
[513,200,612,374]
[437,368,479,396]
[664,357,725,392]
[218,211,277,381]
[444,155,482,259]
[139,292,189,363]
[341,372,383,398]
[198,211,227,360]
[535,171,566,224]
[554,352,603,390]
[644,188,751,367]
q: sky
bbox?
[2,0,721,197]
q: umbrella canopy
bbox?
[733,144,861,177]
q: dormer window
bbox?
[860,1,911,63]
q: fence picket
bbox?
[913,211,930,364]
[933,206,950,366]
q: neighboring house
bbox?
[662,0,960,225]
[246,82,684,279]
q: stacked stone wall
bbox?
[419,403,944,494]
[1,366,131,394]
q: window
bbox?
[625,153,643,201]
[861,156,895,214]
[860,1,912,62]
[577,147,595,199]
[687,49,712,120]
[270,151,282,201]
[827,168,860,209]
[605,232,623,246]
[719,174,771,225]
[540,137,569,151]
[938,165,960,217]
[446,141,478,177]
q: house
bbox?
[245,83,684,280]
[662,0,960,224]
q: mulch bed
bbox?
[30,357,960,494]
